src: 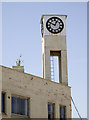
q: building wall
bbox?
[0,66,71,118]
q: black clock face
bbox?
[46,17,64,34]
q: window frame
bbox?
[11,95,29,117]
[59,104,66,119]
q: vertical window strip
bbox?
[60,105,66,119]
[1,93,5,113]
[48,103,55,119]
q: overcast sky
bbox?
[2,2,87,118]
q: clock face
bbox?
[46,17,64,34]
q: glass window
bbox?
[1,93,5,113]
[60,105,66,119]
[48,103,55,119]
[12,96,29,116]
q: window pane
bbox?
[48,104,52,111]
[21,98,27,115]
[12,97,17,114]
[1,93,5,113]
[48,103,54,119]
[17,97,21,114]
[12,96,28,116]
[25,99,28,115]
[60,106,66,119]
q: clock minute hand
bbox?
[55,21,59,24]
[49,22,56,26]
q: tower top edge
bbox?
[40,14,67,24]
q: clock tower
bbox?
[40,15,68,85]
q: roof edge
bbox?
[0,65,71,88]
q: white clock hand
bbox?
[49,22,55,25]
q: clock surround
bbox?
[46,17,64,34]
